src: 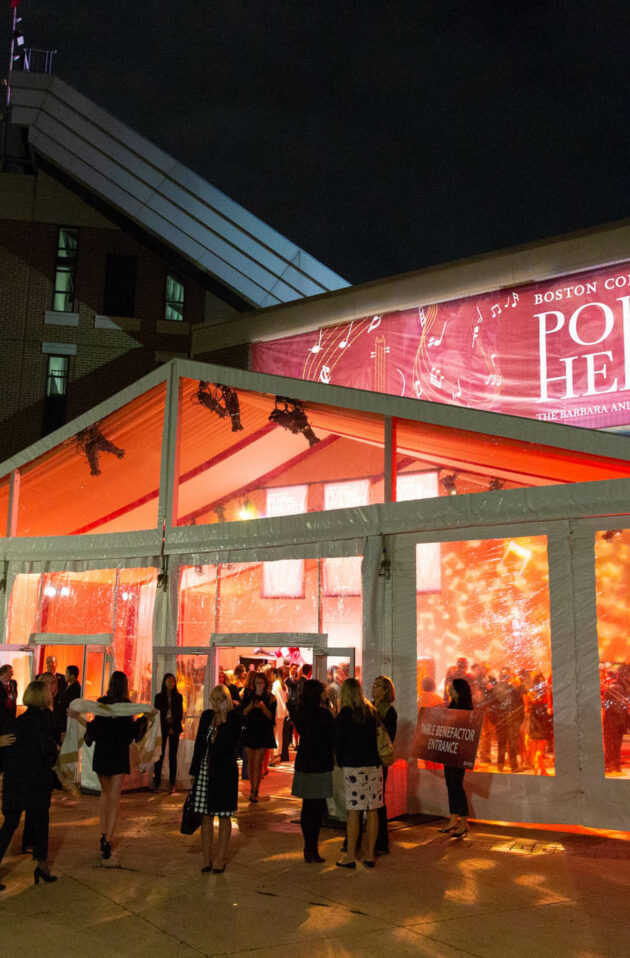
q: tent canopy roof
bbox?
[2,358,630,539]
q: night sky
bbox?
[4,1,630,286]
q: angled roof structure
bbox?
[3,359,630,555]
[8,71,349,309]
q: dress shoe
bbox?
[34,866,57,885]
[201,865,213,872]
[363,860,375,868]
[212,865,226,874]
[335,860,356,869]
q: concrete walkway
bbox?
[2,768,630,958]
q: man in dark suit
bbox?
[45,656,67,696]
[0,665,18,772]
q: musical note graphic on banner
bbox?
[430,366,444,388]
[396,369,406,396]
[310,329,323,354]
[485,373,502,387]
[452,379,462,399]
[368,315,382,334]
[414,380,423,398]
[319,365,331,384]
[418,307,427,329]
[339,321,353,349]
[491,304,501,318]
[503,292,519,309]
[428,322,446,348]
[472,306,484,347]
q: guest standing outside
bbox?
[153,673,184,793]
[86,670,148,861]
[334,677,382,869]
[0,680,58,887]
[271,669,289,766]
[241,671,276,803]
[440,678,473,839]
[58,666,81,739]
[372,675,397,855]
[189,684,241,872]
[292,679,334,862]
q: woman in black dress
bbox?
[372,675,397,855]
[189,684,241,872]
[291,679,334,863]
[153,673,184,793]
[0,680,58,887]
[440,677,473,839]
[87,670,147,861]
[241,671,276,803]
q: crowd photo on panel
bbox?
[1,641,609,890]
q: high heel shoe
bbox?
[451,826,469,840]
[201,865,213,872]
[34,866,57,885]
[438,824,458,833]
[335,859,356,869]
[212,865,226,874]
[304,849,325,863]
[101,840,112,860]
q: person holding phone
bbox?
[240,671,276,803]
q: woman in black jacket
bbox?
[87,670,147,861]
[153,673,183,793]
[0,680,58,887]
[189,684,241,872]
[440,678,473,839]
[291,679,334,863]
[334,677,382,869]
[372,675,397,855]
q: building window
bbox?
[103,254,137,316]
[164,273,185,321]
[45,355,69,397]
[52,227,78,312]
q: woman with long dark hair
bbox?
[334,677,382,868]
[291,679,334,862]
[240,671,276,803]
[440,677,473,839]
[153,673,184,793]
[0,680,58,887]
[87,670,147,861]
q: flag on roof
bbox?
[10,0,23,8]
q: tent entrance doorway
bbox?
[30,633,113,701]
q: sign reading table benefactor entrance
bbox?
[416,707,483,769]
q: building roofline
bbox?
[8,71,349,309]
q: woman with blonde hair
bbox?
[0,680,58,887]
[334,677,382,868]
[372,675,397,855]
[189,684,241,872]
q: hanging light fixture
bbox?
[268,396,320,447]
[194,382,243,431]
[75,424,125,476]
[488,477,505,492]
[440,471,458,495]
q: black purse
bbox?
[180,792,202,835]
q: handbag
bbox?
[180,791,202,835]
[377,722,395,767]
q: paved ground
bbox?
[2,766,630,958]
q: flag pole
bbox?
[2,3,18,170]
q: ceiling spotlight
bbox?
[488,477,505,492]
[75,424,125,476]
[440,472,458,495]
[269,396,320,447]
[195,382,243,431]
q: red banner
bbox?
[415,707,482,769]
[251,260,630,429]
